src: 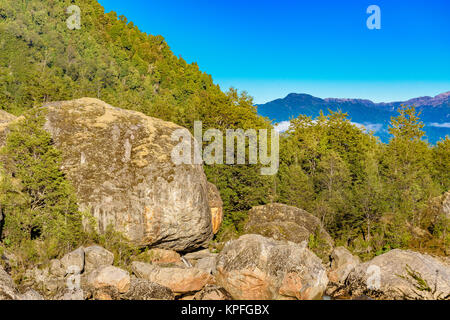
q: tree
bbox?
[382,105,439,225]
[315,150,351,230]
[432,136,450,191]
[276,163,315,211]
[0,108,85,259]
[351,147,385,252]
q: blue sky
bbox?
[98,0,450,103]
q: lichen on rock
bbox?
[244,203,334,258]
[39,98,213,251]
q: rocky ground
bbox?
[1,235,449,300]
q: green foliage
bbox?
[0,0,272,224]
[382,106,438,218]
[95,225,139,269]
[214,211,249,244]
[307,228,330,261]
[0,1,447,262]
[276,110,378,236]
[432,136,450,191]
[276,107,447,258]
[276,163,315,210]
[0,108,86,264]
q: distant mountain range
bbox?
[257,92,450,144]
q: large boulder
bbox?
[326,247,360,296]
[0,110,16,124]
[122,278,174,300]
[207,182,223,234]
[86,265,131,294]
[215,234,328,300]
[183,249,215,261]
[56,288,85,301]
[328,247,361,285]
[49,259,66,278]
[23,266,66,298]
[19,289,45,300]
[39,98,212,251]
[131,261,213,294]
[60,247,85,275]
[85,277,175,301]
[193,285,232,300]
[134,248,182,266]
[244,203,334,256]
[183,249,218,274]
[345,249,450,300]
[84,245,114,273]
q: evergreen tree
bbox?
[382,106,439,225]
[350,147,385,253]
[432,136,450,191]
[0,108,85,260]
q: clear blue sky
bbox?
[98,0,450,103]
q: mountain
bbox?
[257,92,450,143]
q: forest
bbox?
[0,0,448,263]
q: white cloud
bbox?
[351,122,384,133]
[351,122,365,130]
[276,120,385,134]
[274,121,291,133]
[428,122,450,128]
[364,123,384,133]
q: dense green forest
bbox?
[277,108,449,258]
[0,0,448,262]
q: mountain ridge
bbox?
[257,91,450,143]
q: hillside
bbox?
[0,0,449,301]
[0,0,272,218]
[257,92,450,143]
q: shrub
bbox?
[0,108,87,266]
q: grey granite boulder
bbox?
[131,261,212,294]
[244,204,334,257]
[84,245,114,273]
[61,247,85,275]
[122,278,174,300]
[41,98,213,251]
[346,249,450,300]
[215,234,328,300]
